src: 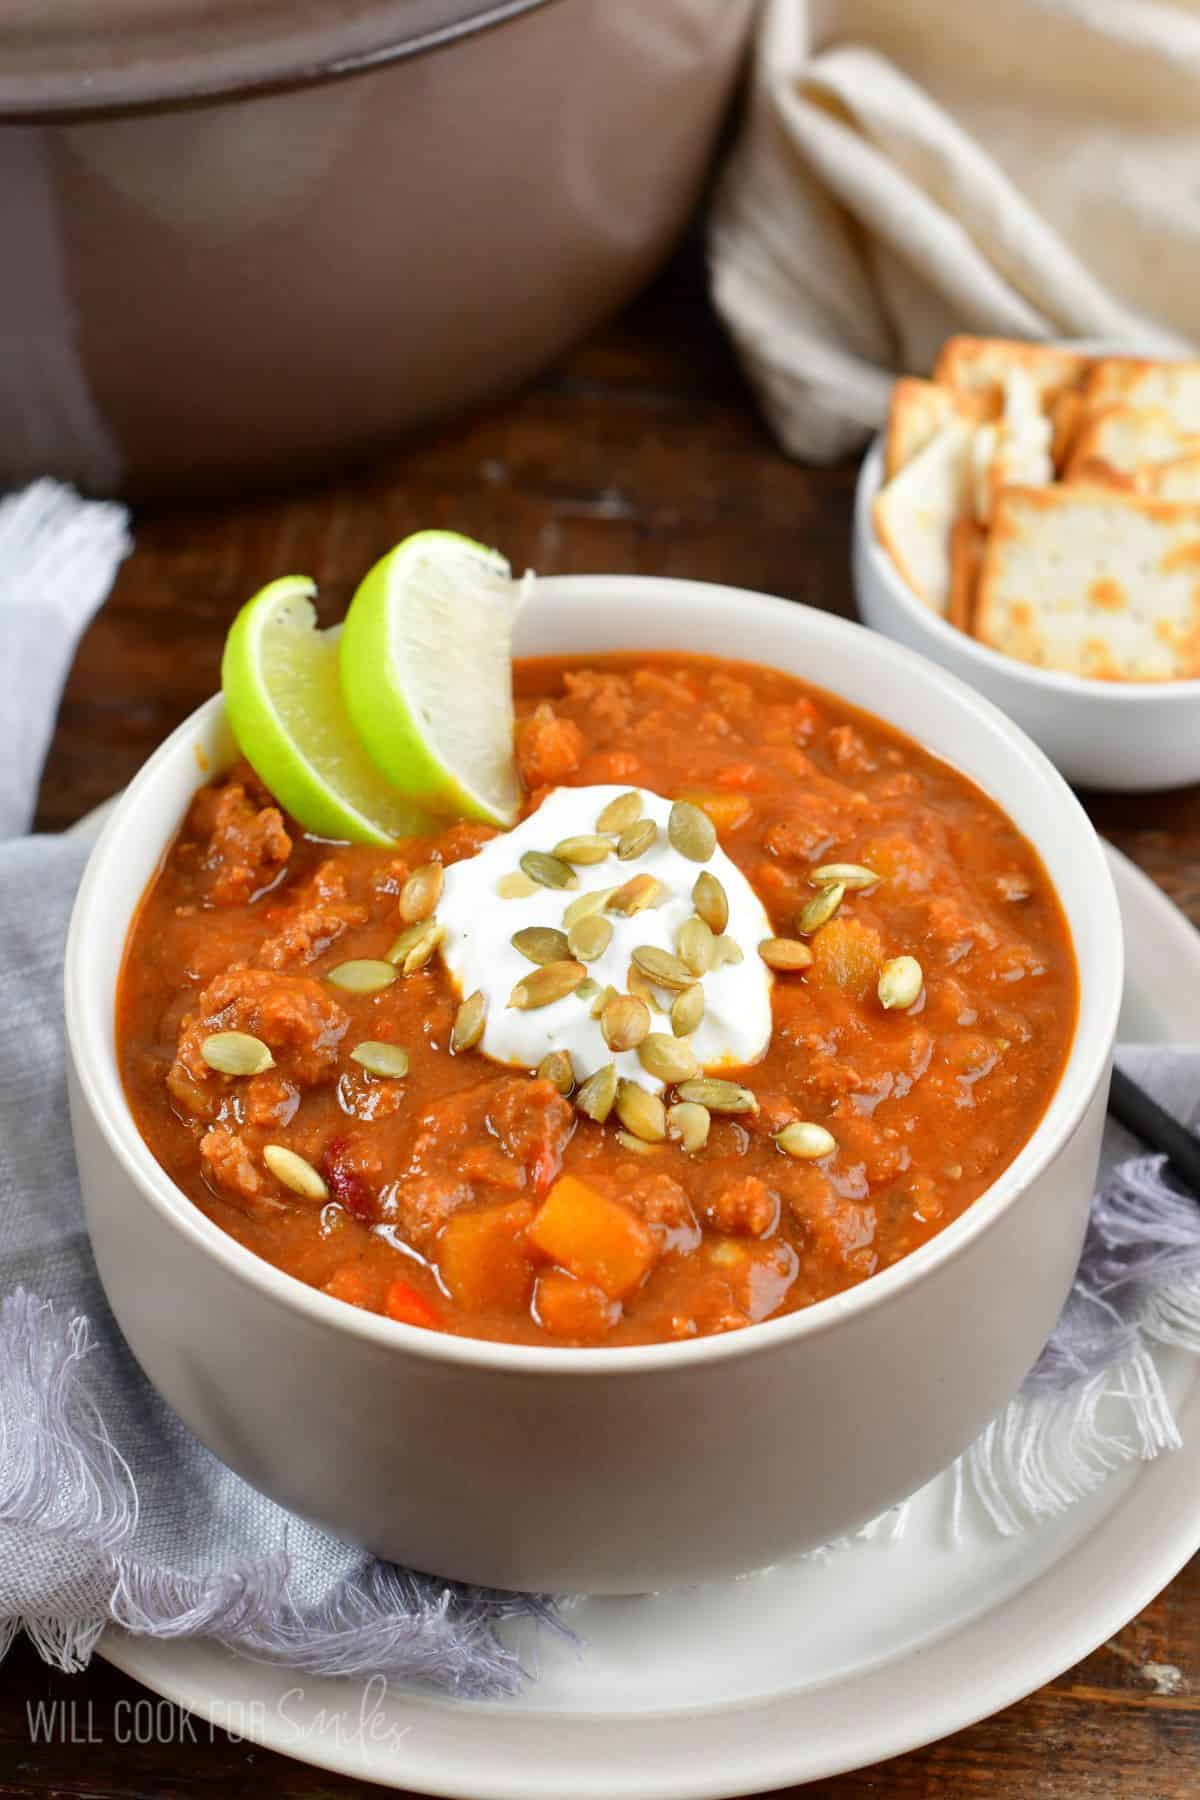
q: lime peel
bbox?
[221,574,437,846]
[339,531,526,828]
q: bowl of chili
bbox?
[65,575,1121,1593]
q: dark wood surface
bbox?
[12,247,1198,1797]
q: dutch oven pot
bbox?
[0,0,754,497]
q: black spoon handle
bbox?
[1108,1064,1200,1196]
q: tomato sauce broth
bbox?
[116,653,1078,1346]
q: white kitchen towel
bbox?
[709,0,1199,461]
[0,480,130,834]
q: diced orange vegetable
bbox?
[810,917,883,1001]
[514,707,585,789]
[534,1270,621,1339]
[714,762,759,790]
[383,1277,442,1330]
[322,1264,375,1309]
[678,788,753,833]
[437,1200,536,1311]
[528,1174,657,1299]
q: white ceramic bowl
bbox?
[65,575,1122,1594]
[853,438,1200,791]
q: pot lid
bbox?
[0,0,548,120]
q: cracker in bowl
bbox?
[975,486,1200,681]
[1065,404,1200,488]
[873,336,1200,682]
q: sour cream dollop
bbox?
[438,785,773,1093]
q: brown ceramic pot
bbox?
[0,0,754,497]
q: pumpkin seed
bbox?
[601,993,651,1052]
[327,958,398,995]
[668,799,717,862]
[877,955,924,1012]
[399,861,444,923]
[615,1080,667,1142]
[563,885,615,929]
[595,790,643,834]
[589,982,619,1018]
[575,1062,617,1123]
[776,1121,837,1160]
[350,1041,410,1079]
[632,945,695,991]
[617,818,657,861]
[451,990,487,1052]
[520,849,578,891]
[537,1050,575,1094]
[508,960,587,1009]
[263,1144,328,1201]
[607,873,667,916]
[710,934,744,967]
[796,881,845,935]
[567,912,613,963]
[200,1031,274,1077]
[667,1100,710,1154]
[553,834,613,866]
[692,869,729,935]
[386,920,445,974]
[626,964,665,1013]
[576,977,600,1003]
[677,914,715,976]
[675,1078,759,1114]
[671,983,705,1037]
[615,1130,661,1156]
[512,924,571,966]
[759,937,814,972]
[497,870,540,899]
[638,1033,701,1084]
[810,863,880,891]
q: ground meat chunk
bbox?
[783,1168,877,1276]
[763,814,837,861]
[187,778,291,906]
[826,724,877,777]
[200,1126,271,1210]
[702,1176,779,1237]
[562,668,634,732]
[625,1172,699,1252]
[515,704,586,789]
[255,862,368,969]
[171,966,349,1111]
[384,1176,475,1252]
[486,1077,575,1195]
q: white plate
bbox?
[90,842,1199,1797]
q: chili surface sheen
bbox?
[117,653,1078,1346]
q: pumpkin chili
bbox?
[116,652,1077,1347]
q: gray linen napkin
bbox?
[2,485,1199,1691]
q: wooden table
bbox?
[12,245,1198,1798]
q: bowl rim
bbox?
[65,572,1123,1377]
[0,0,552,124]
[856,436,1200,702]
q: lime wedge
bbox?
[339,531,526,828]
[221,575,437,845]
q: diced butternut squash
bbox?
[383,1277,442,1330]
[534,1270,621,1339]
[677,788,753,833]
[437,1199,536,1311]
[810,917,883,1001]
[528,1174,657,1299]
[857,834,934,894]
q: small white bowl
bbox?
[854,437,1200,791]
[65,575,1121,1594]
